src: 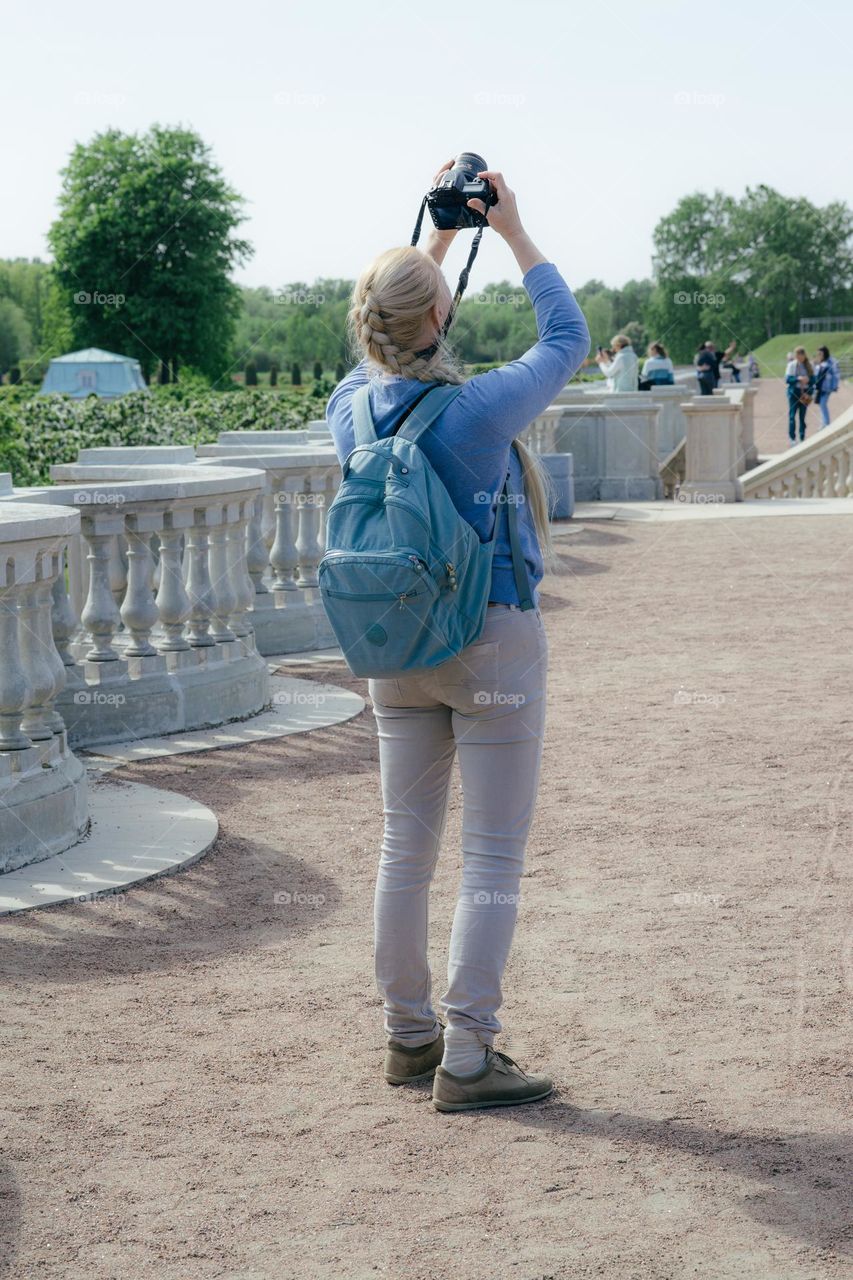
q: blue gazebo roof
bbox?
[39,348,148,399]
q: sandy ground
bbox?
[3,511,853,1280]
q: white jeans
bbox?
[368,604,548,1048]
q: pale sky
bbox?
[3,0,851,293]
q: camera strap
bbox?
[410,198,487,361]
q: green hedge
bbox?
[0,383,333,487]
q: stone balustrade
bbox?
[0,502,88,871]
[2,465,270,748]
[742,403,853,499]
[552,384,689,459]
[525,399,663,500]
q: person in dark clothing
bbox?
[695,343,717,395]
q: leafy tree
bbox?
[291,362,301,386]
[0,298,32,377]
[245,359,258,386]
[269,361,278,387]
[313,359,323,380]
[48,126,252,382]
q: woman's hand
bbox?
[467,170,523,240]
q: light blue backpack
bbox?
[319,382,534,678]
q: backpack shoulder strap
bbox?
[499,447,536,611]
[395,384,465,446]
[352,384,377,446]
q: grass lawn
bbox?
[751,331,853,377]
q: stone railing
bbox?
[553,384,689,458]
[742,404,853,499]
[2,465,270,749]
[713,385,759,470]
[0,502,88,871]
[524,398,663,500]
[51,443,343,657]
[678,398,743,503]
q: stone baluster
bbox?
[245,492,270,596]
[225,498,255,639]
[79,512,127,666]
[51,544,82,675]
[155,515,192,652]
[121,514,162,658]
[184,510,216,647]
[270,481,299,594]
[208,511,237,643]
[19,569,65,741]
[0,585,32,750]
[295,480,322,590]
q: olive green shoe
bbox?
[384,1026,445,1085]
[432,1048,554,1112]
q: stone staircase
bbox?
[742,404,853,498]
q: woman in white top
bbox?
[639,341,675,388]
[595,333,638,391]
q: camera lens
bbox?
[454,152,487,178]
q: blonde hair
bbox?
[794,345,814,376]
[349,245,555,564]
[611,334,631,350]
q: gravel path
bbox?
[2,512,852,1280]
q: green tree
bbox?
[0,298,32,377]
[48,126,252,382]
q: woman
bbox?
[639,341,675,389]
[813,345,840,429]
[785,346,815,444]
[595,333,638,390]
[326,161,590,1112]
[695,342,717,395]
[721,339,740,383]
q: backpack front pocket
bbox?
[319,550,443,676]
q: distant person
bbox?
[639,341,675,389]
[721,339,740,383]
[785,346,815,444]
[595,334,639,391]
[813,345,840,428]
[745,353,759,382]
[704,341,722,386]
[695,342,717,395]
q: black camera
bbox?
[427,152,497,230]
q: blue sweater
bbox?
[326,262,590,606]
